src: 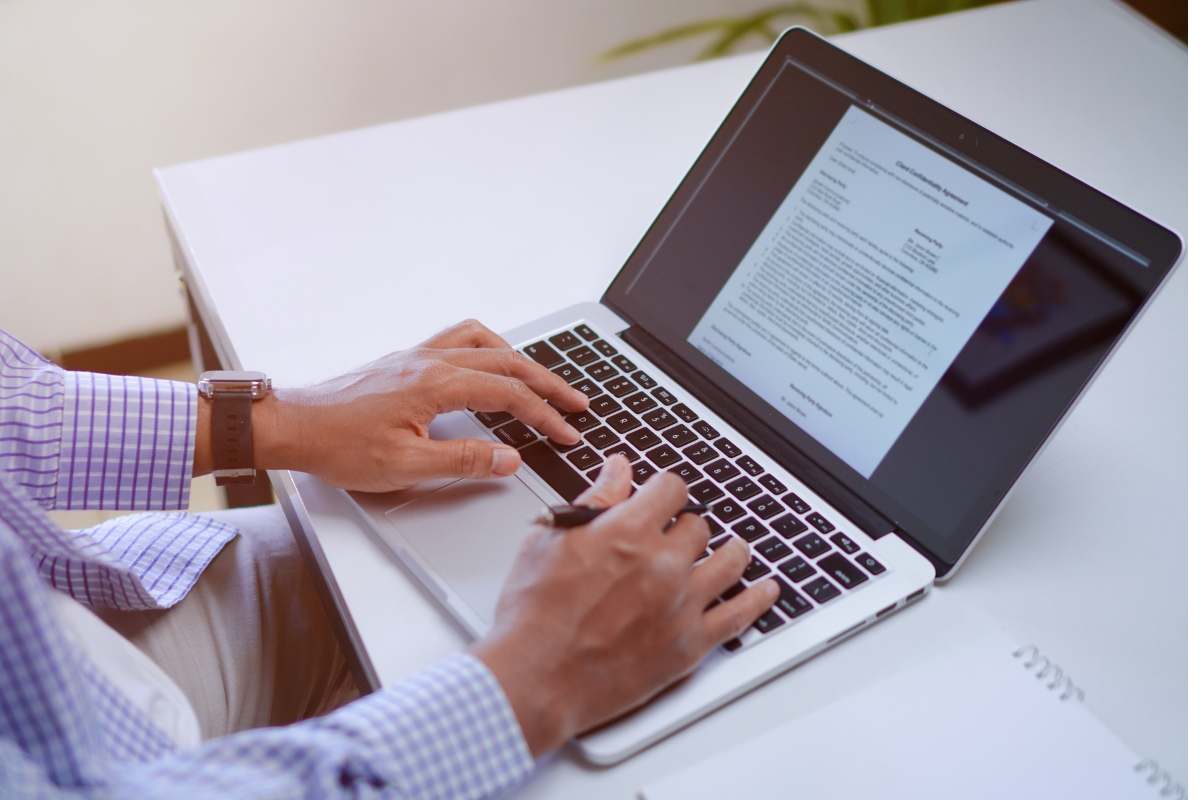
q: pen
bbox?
[533,503,709,528]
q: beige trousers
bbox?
[95,505,360,739]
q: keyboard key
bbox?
[550,331,582,350]
[550,437,583,453]
[818,553,868,589]
[590,394,622,417]
[551,363,585,383]
[474,410,513,428]
[736,455,764,476]
[606,411,641,434]
[682,441,718,464]
[586,362,618,382]
[721,581,746,601]
[693,421,720,440]
[726,476,763,502]
[782,493,812,515]
[631,461,657,485]
[669,462,703,483]
[689,480,724,504]
[830,532,860,554]
[732,518,769,542]
[586,466,602,481]
[755,536,792,563]
[521,441,590,503]
[572,378,603,398]
[650,387,678,405]
[604,376,637,397]
[573,324,598,341]
[759,474,786,495]
[770,514,808,538]
[594,340,618,357]
[704,517,724,537]
[771,576,814,618]
[856,553,886,575]
[495,420,537,448]
[674,403,698,423]
[802,577,841,604]
[603,442,641,463]
[523,341,564,367]
[722,638,743,652]
[646,445,682,468]
[704,459,741,483]
[796,533,831,558]
[612,355,637,373]
[743,557,771,582]
[779,556,816,583]
[643,408,677,431]
[714,437,742,458]
[711,498,747,523]
[626,428,662,451]
[662,424,698,448]
[567,345,600,366]
[806,512,836,533]
[748,496,785,519]
[566,447,602,471]
[753,609,785,633]
[584,426,620,450]
[563,410,601,433]
[624,392,658,414]
[631,370,657,389]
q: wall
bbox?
[0,0,860,355]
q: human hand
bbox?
[472,456,780,757]
[212,319,590,492]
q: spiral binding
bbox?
[1011,645,1084,702]
[1012,646,1187,799]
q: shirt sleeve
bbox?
[0,328,196,512]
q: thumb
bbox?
[406,436,522,481]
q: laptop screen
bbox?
[603,33,1181,569]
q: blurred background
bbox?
[0,0,1182,524]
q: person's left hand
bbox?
[223,319,590,492]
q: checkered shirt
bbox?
[0,328,534,798]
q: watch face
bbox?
[198,371,271,398]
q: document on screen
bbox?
[688,105,1052,477]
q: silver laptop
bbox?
[346,29,1183,765]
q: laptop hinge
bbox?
[619,324,898,541]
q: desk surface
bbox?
[158,0,1187,792]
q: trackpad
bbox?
[383,476,543,629]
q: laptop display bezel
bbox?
[600,28,1184,574]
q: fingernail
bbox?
[491,447,521,476]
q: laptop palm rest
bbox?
[383,476,543,632]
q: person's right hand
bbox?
[472,456,780,757]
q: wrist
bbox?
[251,389,307,472]
[473,630,576,757]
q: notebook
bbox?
[640,633,1185,800]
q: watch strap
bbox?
[212,390,256,486]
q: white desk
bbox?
[158,0,1187,792]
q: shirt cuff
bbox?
[320,653,534,800]
[57,373,196,511]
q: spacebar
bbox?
[520,441,589,503]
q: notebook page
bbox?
[641,634,1151,800]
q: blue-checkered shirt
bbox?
[0,328,534,798]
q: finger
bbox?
[597,471,689,539]
[439,347,588,411]
[689,535,751,599]
[420,319,511,351]
[702,578,780,647]
[401,436,523,482]
[447,371,583,444]
[663,511,710,562]
[572,455,633,510]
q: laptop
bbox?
[347,28,1183,765]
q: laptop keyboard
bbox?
[473,321,891,653]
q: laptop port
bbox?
[875,603,897,618]
[905,588,926,603]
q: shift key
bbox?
[817,552,868,589]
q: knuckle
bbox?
[455,440,486,475]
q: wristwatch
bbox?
[198,370,272,486]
